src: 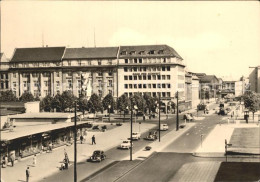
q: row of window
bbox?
[123,66,170,72]
[124,75,171,81]
[66,59,113,66]
[124,83,171,89]
[125,92,171,98]
[124,57,169,64]
[0,81,9,89]
[1,74,8,80]
[121,49,164,56]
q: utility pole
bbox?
[176,91,179,131]
[159,94,161,142]
[130,99,133,161]
[74,102,77,182]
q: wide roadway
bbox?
[40,104,218,182]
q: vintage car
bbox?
[160,124,169,131]
[132,132,141,140]
[144,132,157,141]
[88,150,106,162]
[119,140,133,149]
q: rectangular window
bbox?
[133,84,137,89]
[129,76,133,80]
[134,76,137,80]
[143,75,147,80]
[157,67,161,71]
[143,67,146,71]
[1,82,4,89]
[124,67,128,72]
[13,73,16,78]
[124,76,128,80]
[68,80,72,88]
[148,84,151,88]
[108,71,113,76]
[138,76,142,80]
[167,75,171,80]
[98,60,102,65]
[134,59,138,63]
[162,66,166,71]
[125,59,128,63]
[129,84,133,89]
[162,84,166,88]
[98,72,103,76]
[163,58,166,63]
[168,84,171,88]
[167,92,170,97]
[1,74,4,79]
[5,81,8,89]
[152,67,156,71]
[108,80,112,87]
[167,66,170,71]
[138,84,142,89]
[13,82,16,87]
[157,75,161,80]
[125,84,128,89]
[157,84,161,88]
[23,81,27,88]
[152,75,156,80]
[162,92,166,97]
[148,75,151,80]
[152,92,156,97]
[153,84,156,88]
[143,84,147,89]
[6,74,8,79]
[139,59,142,63]
[133,67,137,72]
[162,75,166,80]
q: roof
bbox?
[200,75,219,83]
[194,73,207,78]
[118,45,183,59]
[0,53,9,63]
[9,112,75,119]
[63,47,119,59]
[10,47,66,63]
[1,121,89,141]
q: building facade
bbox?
[249,66,260,93]
[0,53,10,91]
[2,44,203,108]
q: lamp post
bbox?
[159,94,161,142]
[176,91,179,131]
[130,99,133,161]
[74,102,77,182]
[108,105,111,123]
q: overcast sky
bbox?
[1,1,260,80]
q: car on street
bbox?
[132,132,141,140]
[88,150,106,162]
[144,132,157,141]
[119,140,133,149]
[160,124,169,131]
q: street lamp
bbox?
[130,99,133,161]
[74,102,78,182]
[159,94,161,142]
[108,105,111,123]
[176,91,179,131]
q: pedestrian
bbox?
[49,142,52,152]
[26,167,30,182]
[10,153,15,167]
[80,135,84,144]
[4,155,8,167]
[2,155,6,168]
[32,154,36,167]
[92,135,96,145]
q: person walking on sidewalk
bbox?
[32,155,36,167]
[26,167,30,182]
[10,153,15,167]
[92,135,96,145]
[80,135,84,144]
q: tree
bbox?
[243,91,260,121]
[61,91,77,112]
[0,90,17,102]
[102,93,115,113]
[117,94,130,113]
[77,94,88,115]
[131,93,146,112]
[51,94,63,112]
[40,95,54,112]
[143,93,156,114]
[87,93,102,113]
[19,92,34,102]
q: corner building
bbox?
[8,45,186,103]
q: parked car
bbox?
[144,132,157,141]
[92,125,99,130]
[119,140,133,149]
[132,132,141,140]
[160,124,169,131]
[88,150,106,162]
[183,113,193,121]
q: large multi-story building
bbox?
[3,44,201,108]
[249,66,260,93]
[0,53,10,91]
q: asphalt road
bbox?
[40,103,219,182]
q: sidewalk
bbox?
[1,123,156,182]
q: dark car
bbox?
[88,150,106,162]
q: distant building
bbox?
[0,53,10,91]
[249,66,260,93]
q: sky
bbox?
[1,1,260,80]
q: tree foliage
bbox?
[0,90,17,102]
[40,95,54,112]
[243,91,260,114]
[52,94,63,112]
[77,94,88,114]
[61,91,77,111]
[87,93,102,113]
[117,94,130,112]
[102,93,115,112]
[19,92,34,102]
[143,93,156,113]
